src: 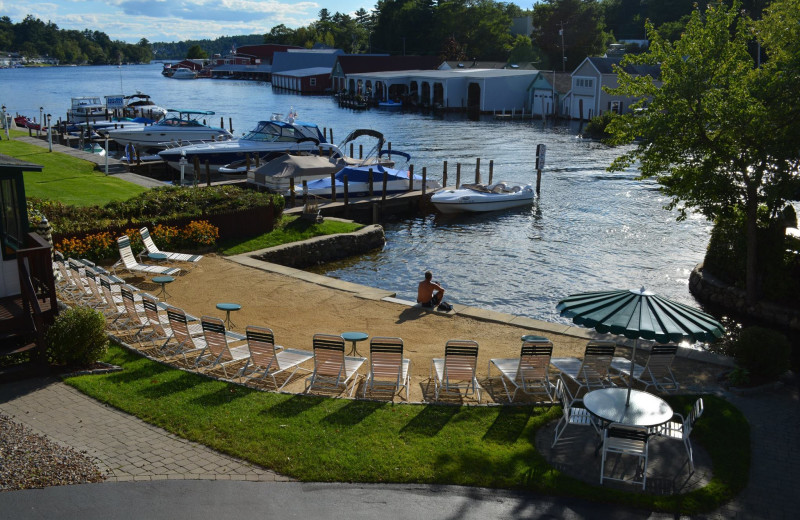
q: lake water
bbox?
[1,63,712,325]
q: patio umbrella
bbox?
[556,287,724,405]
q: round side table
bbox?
[152,275,175,300]
[216,302,241,330]
[341,331,368,357]
[148,252,168,263]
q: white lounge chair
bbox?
[430,339,481,402]
[610,344,680,393]
[488,339,555,402]
[193,316,250,378]
[138,227,203,265]
[652,397,704,471]
[239,326,312,390]
[113,235,181,277]
[363,337,411,401]
[306,333,365,397]
[551,341,617,399]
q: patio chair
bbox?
[118,286,150,341]
[193,316,250,378]
[610,344,680,394]
[55,259,93,304]
[363,336,411,401]
[138,294,202,353]
[550,341,617,399]
[138,227,203,266]
[239,326,313,390]
[112,235,181,277]
[652,397,704,472]
[164,306,209,363]
[552,378,599,447]
[306,333,366,397]
[488,339,554,402]
[600,423,650,490]
[430,339,481,402]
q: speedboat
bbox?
[430,181,535,213]
[298,164,441,198]
[104,109,232,151]
[121,91,168,120]
[171,67,197,79]
[69,96,107,123]
[158,111,325,175]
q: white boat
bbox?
[170,67,197,79]
[104,109,232,151]
[430,181,535,213]
[158,111,326,175]
[68,96,107,123]
[299,165,441,198]
[121,91,168,119]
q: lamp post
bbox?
[39,106,43,137]
[558,22,566,72]
[1,105,8,140]
[179,150,187,186]
[47,114,52,151]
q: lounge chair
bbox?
[164,306,208,363]
[550,341,617,399]
[112,235,181,277]
[652,397,704,471]
[118,286,150,341]
[610,344,680,393]
[488,339,555,402]
[363,337,411,401]
[306,333,366,397]
[600,423,650,490]
[430,339,481,402]
[552,379,599,447]
[192,316,250,378]
[138,227,203,266]
[239,326,312,390]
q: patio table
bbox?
[583,388,673,428]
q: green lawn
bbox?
[65,344,749,514]
[0,132,146,206]
[219,216,364,255]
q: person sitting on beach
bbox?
[417,271,445,308]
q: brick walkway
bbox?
[0,377,289,483]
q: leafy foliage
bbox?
[732,326,792,381]
[46,306,108,366]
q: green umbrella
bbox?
[556,287,724,404]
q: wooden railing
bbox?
[16,231,58,325]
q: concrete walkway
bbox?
[1,373,797,518]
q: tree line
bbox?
[0,15,152,64]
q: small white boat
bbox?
[298,165,441,198]
[68,96,107,123]
[430,181,535,214]
[104,109,232,151]
[170,67,197,79]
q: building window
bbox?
[310,78,317,87]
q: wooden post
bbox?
[421,166,427,195]
[330,172,337,202]
[220,117,224,129]
[229,117,233,133]
[407,164,414,192]
[456,162,461,188]
[289,177,296,208]
[387,141,392,159]
[302,180,308,206]
[488,160,494,185]
[343,174,349,209]
[350,142,354,158]
[475,157,481,184]
[329,128,333,143]
[205,159,211,186]
[359,144,363,159]
[368,168,374,197]
[442,161,448,187]
[192,155,200,178]
[255,155,260,167]
[381,170,388,204]
[245,154,251,170]
[537,169,542,196]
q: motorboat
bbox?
[299,164,441,198]
[121,91,168,120]
[378,99,402,110]
[157,111,325,175]
[104,109,232,151]
[170,67,197,79]
[430,181,535,214]
[69,96,107,123]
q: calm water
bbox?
[2,64,711,325]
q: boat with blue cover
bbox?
[298,164,441,198]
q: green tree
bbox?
[533,0,612,70]
[186,44,208,59]
[507,34,538,65]
[606,1,800,304]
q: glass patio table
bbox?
[583,388,673,428]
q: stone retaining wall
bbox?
[249,224,385,269]
[689,263,800,330]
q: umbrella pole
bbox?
[626,338,638,406]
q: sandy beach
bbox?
[119,254,726,403]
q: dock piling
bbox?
[442,161,448,187]
[456,163,461,188]
[475,157,481,184]
[407,165,414,192]
[489,160,493,184]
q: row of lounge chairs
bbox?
[112,227,204,278]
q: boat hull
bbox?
[431,184,534,214]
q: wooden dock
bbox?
[284,190,432,222]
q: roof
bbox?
[235,44,302,61]
[347,68,539,83]
[586,56,660,78]
[273,67,332,78]
[211,63,272,73]
[272,51,342,73]
[0,154,44,176]
[441,60,509,70]
[334,55,441,75]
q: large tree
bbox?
[606,1,800,304]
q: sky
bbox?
[0,0,381,43]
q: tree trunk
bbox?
[745,188,759,305]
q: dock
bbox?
[284,189,432,222]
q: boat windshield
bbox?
[242,121,309,142]
[157,117,207,127]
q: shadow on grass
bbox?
[483,405,534,445]
[322,399,386,426]
[400,404,459,437]
[190,383,252,407]
[262,393,324,418]
[137,370,209,399]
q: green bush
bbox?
[581,112,617,140]
[732,326,791,381]
[46,306,108,366]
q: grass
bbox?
[219,215,364,255]
[0,130,146,205]
[65,344,750,514]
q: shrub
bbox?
[46,306,108,366]
[179,220,218,248]
[732,326,791,381]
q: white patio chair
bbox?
[112,235,181,277]
[551,340,617,399]
[138,227,203,266]
[653,397,704,472]
[430,339,481,402]
[552,378,598,447]
[192,316,250,378]
[600,423,650,490]
[610,344,680,393]
[240,325,312,390]
[488,339,554,402]
[363,336,411,401]
[306,333,365,397]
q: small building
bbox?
[525,71,573,117]
[331,55,440,93]
[271,49,344,75]
[561,56,660,120]
[272,67,333,93]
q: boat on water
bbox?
[170,67,198,79]
[158,110,325,174]
[68,96,107,123]
[299,164,441,198]
[430,181,535,214]
[14,115,45,131]
[103,109,232,151]
[378,99,403,110]
[121,91,168,119]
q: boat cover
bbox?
[253,154,343,180]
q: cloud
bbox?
[118,1,319,23]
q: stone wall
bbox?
[689,263,800,330]
[249,224,386,269]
